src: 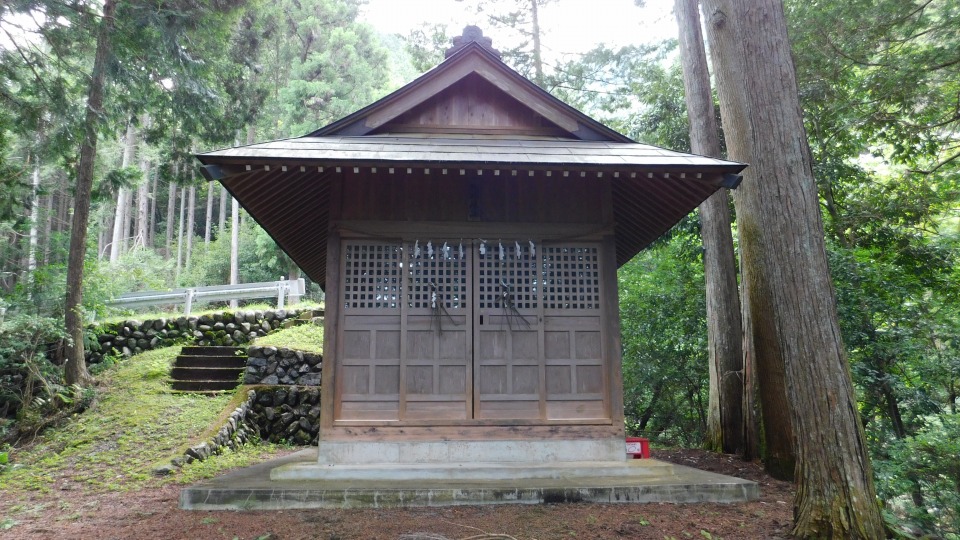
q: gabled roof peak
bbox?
[446,25,501,59]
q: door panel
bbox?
[337,238,609,424]
[337,243,403,421]
[474,243,544,420]
[401,240,471,420]
[541,245,606,420]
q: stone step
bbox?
[171,366,244,381]
[271,460,678,483]
[179,450,761,511]
[170,380,241,392]
[174,355,247,369]
[180,345,245,357]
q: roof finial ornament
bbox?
[445,25,501,59]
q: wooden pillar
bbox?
[319,173,343,434]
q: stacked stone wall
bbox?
[86,308,310,364]
[243,346,321,386]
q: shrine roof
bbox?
[195,27,746,287]
[198,134,742,172]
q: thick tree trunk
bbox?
[700,0,795,481]
[204,181,214,245]
[675,0,744,456]
[740,301,760,461]
[701,0,884,536]
[64,0,117,387]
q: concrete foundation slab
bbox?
[180,448,760,510]
[316,438,628,464]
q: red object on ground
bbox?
[626,437,651,459]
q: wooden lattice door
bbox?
[337,239,471,422]
[337,239,608,424]
[403,240,471,420]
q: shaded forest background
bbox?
[1,0,958,536]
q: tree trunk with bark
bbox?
[701,0,884,536]
[219,185,227,235]
[110,122,136,262]
[148,166,157,247]
[229,197,240,308]
[185,185,196,271]
[165,166,178,259]
[26,151,41,288]
[64,0,117,387]
[176,186,186,280]
[674,0,744,456]
[701,0,795,481]
[204,181,214,245]
[529,0,544,86]
[135,159,150,249]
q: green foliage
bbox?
[786,2,960,535]
[254,0,390,138]
[254,323,324,354]
[0,345,292,495]
[619,223,709,445]
[874,414,960,537]
[402,23,450,73]
[0,314,68,419]
[179,216,289,286]
[0,346,210,491]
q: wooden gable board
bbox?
[310,41,630,142]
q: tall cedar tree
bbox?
[701,0,884,536]
[64,0,116,386]
[673,0,746,457]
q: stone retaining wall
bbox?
[243,346,322,386]
[86,308,311,364]
[166,386,320,471]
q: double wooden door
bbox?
[335,238,608,425]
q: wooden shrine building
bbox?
[198,27,745,475]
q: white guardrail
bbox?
[106,278,306,315]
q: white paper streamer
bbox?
[431,291,437,309]
[427,241,434,258]
[442,242,450,259]
[515,241,522,259]
[480,242,486,255]
[458,242,464,260]
[413,240,420,258]
[529,240,536,257]
[499,242,505,261]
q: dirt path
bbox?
[0,449,794,539]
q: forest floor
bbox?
[0,447,794,540]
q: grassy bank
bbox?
[0,346,288,495]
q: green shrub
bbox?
[0,315,67,419]
[874,413,960,538]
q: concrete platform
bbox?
[180,448,759,510]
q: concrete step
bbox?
[271,459,678,483]
[179,449,761,510]
[174,355,247,369]
[180,345,245,357]
[170,380,241,392]
[171,366,244,381]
